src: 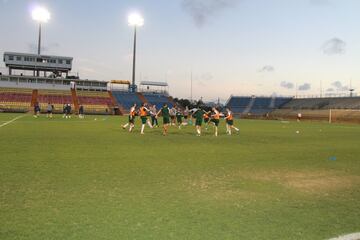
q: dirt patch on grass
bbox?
[186,170,360,200]
[185,174,268,202]
[235,170,360,194]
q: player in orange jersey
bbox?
[139,103,153,134]
[225,108,239,135]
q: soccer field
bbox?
[0,113,359,240]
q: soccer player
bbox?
[33,102,40,118]
[183,106,189,124]
[150,105,158,128]
[203,111,210,130]
[193,108,205,136]
[139,103,153,134]
[156,103,170,135]
[169,107,177,126]
[210,107,221,137]
[66,104,72,119]
[297,112,302,122]
[176,107,184,129]
[122,103,137,132]
[46,102,53,118]
[225,108,239,135]
[78,105,84,119]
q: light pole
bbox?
[32,7,50,55]
[128,13,144,93]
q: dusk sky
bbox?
[0,0,359,101]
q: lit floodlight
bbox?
[32,7,50,23]
[128,13,144,26]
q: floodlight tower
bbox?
[128,13,144,93]
[32,7,50,55]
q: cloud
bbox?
[181,0,239,27]
[298,83,311,91]
[331,81,349,91]
[200,72,214,81]
[280,81,294,89]
[195,73,214,87]
[322,38,346,55]
[258,65,275,73]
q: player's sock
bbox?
[141,124,145,134]
[197,129,201,135]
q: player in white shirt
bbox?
[122,103,137,132]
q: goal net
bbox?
[329,109,360,124]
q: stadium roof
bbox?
[139,81,168,87]
[4,52,73,60]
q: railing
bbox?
[138,88,169,96]
[0,74,108,91]
[295,93,358,99]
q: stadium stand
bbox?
[270,109,330,121]
[270,97,360,123]
[226,97,253,114]
[112,91,143,111]
[226,96,292,115]
[142,93,173,109]
[251,97,273,115]
[0,87,32,112]
[76,90,113,114]
[37,89,73,113]
[281,97,360,110]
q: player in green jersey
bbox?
[193,108,205,136]
[156,103,170,136]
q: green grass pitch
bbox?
[0,113,359,239]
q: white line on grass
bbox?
[328,233,360,240]
[0,115,26,128]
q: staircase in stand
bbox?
[244,97,256,114]
[136,92,148,104]
[108,91,125,115]
[30,89,38,108]
[269,96,276,109]
[71,89,79,113]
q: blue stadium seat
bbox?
[227,96,292,115]
[142,94,173,109]
[112,91,142,110]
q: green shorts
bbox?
[163,117,170,124]
[141,116,147,124]
[176,117,182,124]
[195,119,202,126]
[211,119,219,127]
[227,120,234,126]
[129,115,135,124]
